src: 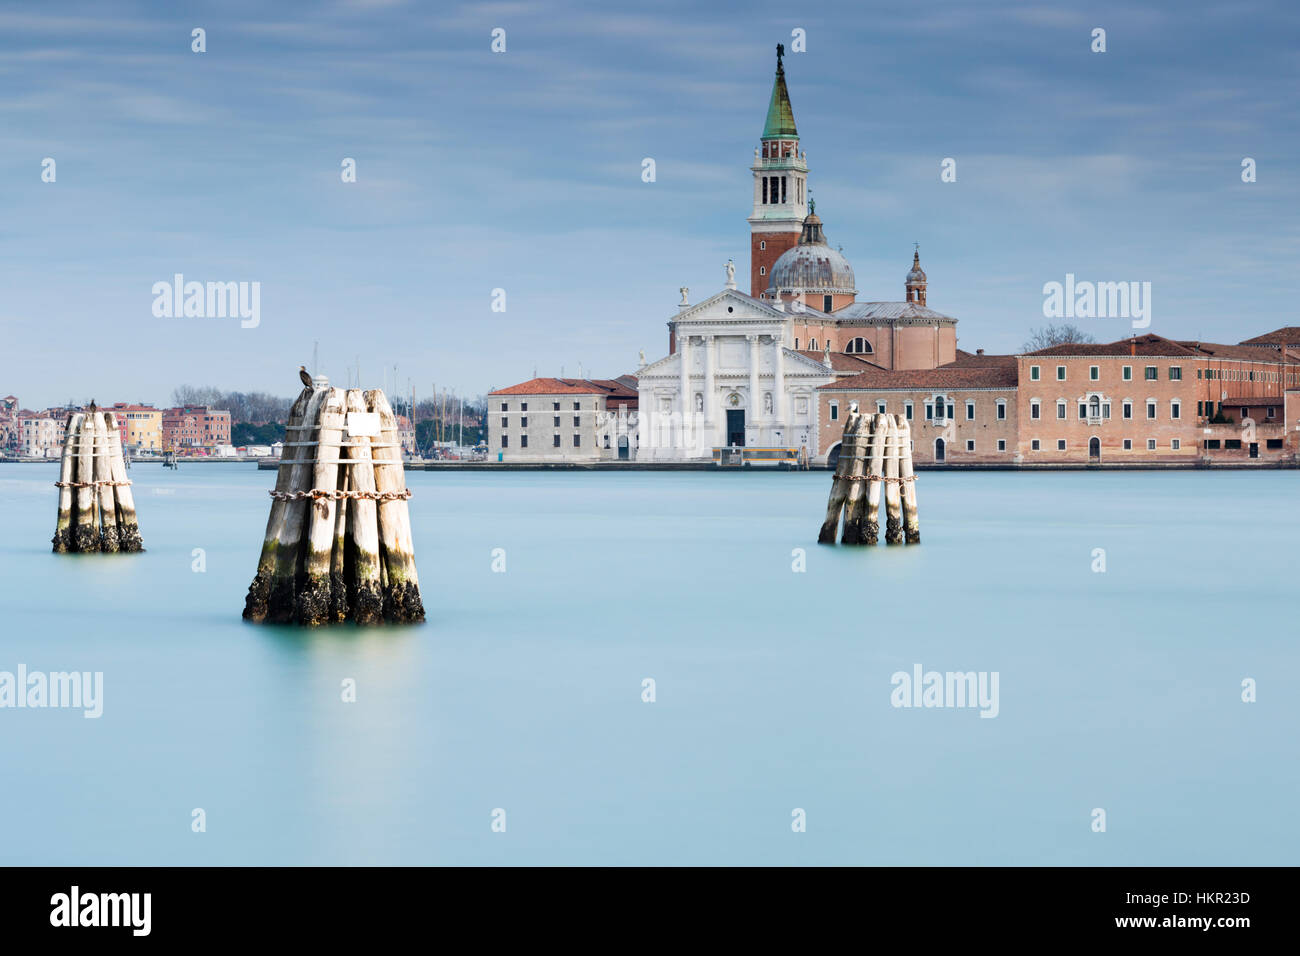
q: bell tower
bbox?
[748,44,808,299]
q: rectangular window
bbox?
[1225,439,1241,449]
[521,417,527,427]
[520,435,528,448]
[500,435,508,448]
[1146,402,1156,419]
[1057,439,1066,451]
[573,416,581,427]
[1030,365,1040,381]
[1122,401,1132,419]
[996,402,1006,420]
[553,402,560,411]
[824,295,833,313]
[1057,401,1066,420]
[1204,439,1220,449]
[1056,366,1066,381]
[1090,365,1099,380]
[1123,365,1132,381]
[1170,402,1180,420]
[520,403,527,412]
[925,404,933,421]
[1123,439,1132,450]
[905,402,913,420]
[1171,439,1180,450]
[1145,366,1158,380]
[501,417,508,428]
[552,435,560,447]
[947,403,955,419]
[1267,438,1283,449]
[762,177,769,204]
[573,434,581,448]
[997,439,1006,451]
[500,402,508,411]
[965,401,975,421]
[1078,403,1086,419]
[1102,403,1111,418]
[1147,439,1156,450]
[829,403,839,421]
[1197,401,1203,416]
[553,416,560,427]
[573,402,581,411]
[877,401,887,414]
[1267,406,1277,420]
[781,176,787,203]
[965,440,975,451]
[1031,402,1041,420]
[1169,367,1182,380]
[1031,439,1040,451]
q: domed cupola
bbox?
[765,201,857,308]
[905,246,927,306]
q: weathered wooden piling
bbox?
[818,403,861,543]
[52,413,82,553]
[105,413,143,552]
[883,416,904,545]
[840,413,872,544]
[50,408,142,554]
[367,389,425,623]
[243,372,422,626]
[864,413,887,545]
[242,386,313,622]
[295,387,345,626]
[343,388,384,625]
[897,415,920,543]
[817,409,919,547]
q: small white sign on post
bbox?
[346,412,381,437]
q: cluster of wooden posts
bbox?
[51,407,144,554]
[819,405,920,546]
[242,382,425,626]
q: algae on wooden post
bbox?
[51,412,82,553]
[243,386,312,621]
[366,389,425,623]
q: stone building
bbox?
[488,377,638,462]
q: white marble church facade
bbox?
[636,281,832,460]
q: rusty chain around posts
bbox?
[54,480,133,488]
[839,474,917,484]
[268,488,413,501]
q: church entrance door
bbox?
[726,409,746,447]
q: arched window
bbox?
[844,337,873,354]
[809,338,818,351]
[759,240,766,250]
[759,266,766,276]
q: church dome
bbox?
[766,207,856,295]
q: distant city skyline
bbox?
[2,0,1297,408]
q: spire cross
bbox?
[776,43,784,67]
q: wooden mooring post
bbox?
[50,405,144,554]
[242,372,424,626]
[817,410,920,547]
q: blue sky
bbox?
[2,0,1297,408]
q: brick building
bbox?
[162,405,231,452]
[818,331,1300,466]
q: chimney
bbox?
[1130,337,1136,357]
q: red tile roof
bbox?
[1239,327,1300,346]
[819,365,1017,391]
[1023,333,1196,357]
[1219,396,1286,407]
[947,350,1018,368]
[489,377,638,406]
[1178,341,1300,363]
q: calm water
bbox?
[0,462,1296,865]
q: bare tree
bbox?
[1022,323,1097,352]
[170,386,294,424]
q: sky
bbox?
[2,0,1298,409]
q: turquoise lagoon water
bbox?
[0,462,1296,866]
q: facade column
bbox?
[703,334,716,445]
[773,335,787,444]
[678,334,692,453]
[747,334,761,444]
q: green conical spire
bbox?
[762,44,798,140]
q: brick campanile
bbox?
[747,44,808,298]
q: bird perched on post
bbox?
[299,366,313,388]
